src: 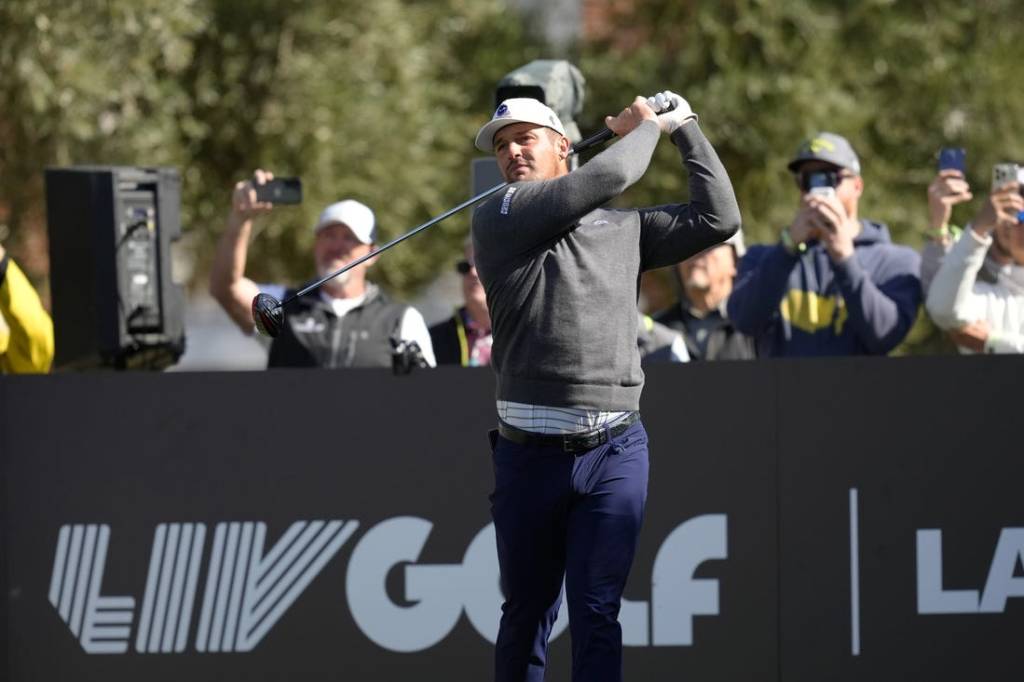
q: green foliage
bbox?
[0,0,541,295]
[0,1,201,245]
[578,0,1024,250]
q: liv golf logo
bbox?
[49,521,358,654]
[48,516,728,655]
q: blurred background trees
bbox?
[0,0,543,298]
[579,0,1024,251]
[2,0,1023,305]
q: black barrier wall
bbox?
[1,358,1021,681]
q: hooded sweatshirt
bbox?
[727,220,921,356]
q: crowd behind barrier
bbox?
[2,129,1024,375]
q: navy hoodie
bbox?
[727,220,921,356]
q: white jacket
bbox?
[926,227,1024,353]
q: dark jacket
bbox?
[268,283,408,368]
[654,299,755,361]
[429,307,471,366]
[727,220,921,356]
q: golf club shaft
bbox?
[569,128,615,155]
[283,181,510,305]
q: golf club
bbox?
[252,113,663,338]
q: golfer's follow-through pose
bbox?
[472,92,740,681]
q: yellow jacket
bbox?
[0,255,54,373]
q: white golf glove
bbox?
[645,90,697,134]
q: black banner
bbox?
[1,357,1021,681]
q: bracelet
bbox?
[923,223,963,241]
[780,227,806,255]
[921,225,949,240]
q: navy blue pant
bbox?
[490,421,649,682]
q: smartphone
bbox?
[254,177,302,204]
[938,147,966,173]
[802,170,837,198]
[992,163,1018,190]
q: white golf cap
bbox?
[474,98,567,152]
[313,199,376,244]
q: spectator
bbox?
[926,177,1024,353]
[0,242,54,373]
[728,132,921,356]
[430,238,492,366]
[921,168,975,292]
[892,166,992,356]
[210,169,435,368]
[654,229,754,360]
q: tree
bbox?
[578,0,1024,246]
[0,0,543,297]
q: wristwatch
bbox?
[780,227,806,255]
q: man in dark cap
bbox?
[728,132,921,356]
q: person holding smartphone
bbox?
[926,167,1024,353]
[920,149,977,292]
[728,132,922,356]
[209,169,435,368]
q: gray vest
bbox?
[268,284,407,369]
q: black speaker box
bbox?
[44,166,186,369]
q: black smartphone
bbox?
[938,147,966,173]
[254,177,302,204]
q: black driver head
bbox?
[252,293,284,338]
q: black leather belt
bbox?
[497,412,640,454]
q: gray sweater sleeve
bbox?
[638,123,741,270]
[472,120,661,260]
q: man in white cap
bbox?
[472,95,740,681]
[210,169,435,368]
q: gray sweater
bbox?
[471,120,740,411]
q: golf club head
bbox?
[252,293,284,338]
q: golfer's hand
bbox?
[604,97,658,138]
[0,243,5,261]
[230,169,275,224]
[645,90,696,134]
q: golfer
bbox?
[471,92,740,681]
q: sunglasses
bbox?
[455,260,474,275]
[796,169,854,192]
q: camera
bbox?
[390,336,430,375]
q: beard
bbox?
[318,266,351,297]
